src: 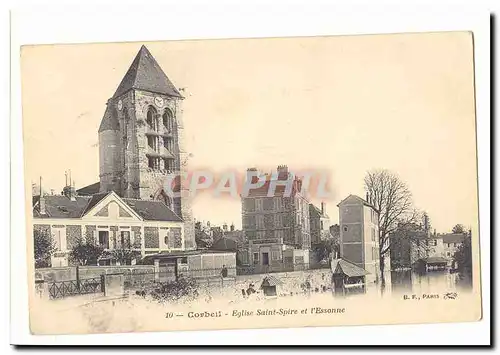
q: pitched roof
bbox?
[76,182,101,196]
[122,198,182,222]
[441,233,467,244]
[82,192,109,215]
[309,203,329,218]
[33,192,182,222]
[33,195,92,218]
[112,45,183,99]
[337,194,378,212]
[331,258,369,277]
[211,237,238,251]
[98,104,120,132]
[260,276,283,287]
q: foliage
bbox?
[69,241,105,266]
[389,219,431,268]
[149,276,199,302]
[195,221,213,249]
[452,224,466,234]
[329,224,340,241]
[364,169,419,270]
[312,237,339,262]
[34,229,56,268]
[109,248,142,265]
[453,235,472,273]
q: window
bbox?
[146,107,158,131]
[320,221,324,229]
[98,231,109,249]
[272,251,279,260]
[51,228,63,251]
[371,228,376,241]
[275,198,283,211]
[147,136,156,150]
[253,252,259,264]
[256,215,264,230]
[343,226,348,232]
[163,158,173,171]
[163,109,173,132]
[180,257,188,264]
[148,157,156,169]
[120,231,131,248]
[163,137,173,151]
[263,198,274,211]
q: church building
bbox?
[32,45,197,266]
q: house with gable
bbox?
[32,186,185,267]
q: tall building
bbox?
[92,45,195,249]
[241,165,311,268]
[309,202,331,245]
[337,194,380,282]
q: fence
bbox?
[47,277,103,299]
[36,262,331,299]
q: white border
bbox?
[8,0,492,346]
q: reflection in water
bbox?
[389,270,472,296]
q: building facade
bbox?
[338,194,380,283]
[33,190,185,267]
[309,202,330,245]
[81,45,195,249]
[241,166,311,268]
[442,233,467,259]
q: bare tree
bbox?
[364,169,419,275]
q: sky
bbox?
[21,32,478,233]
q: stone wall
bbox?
[35,265,156,282]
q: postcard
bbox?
[20,32,481,336]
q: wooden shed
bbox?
[260,276,283,297]
[331,259,369,296]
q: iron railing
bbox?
[48,277,103,299]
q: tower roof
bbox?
[112,45,183,99]
[98,104,120,132]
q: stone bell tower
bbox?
[98,45,196,249]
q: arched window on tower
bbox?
[162,109,174,152]
[146,106,158,131]
[123,109,129,147]
[162,108,173,133]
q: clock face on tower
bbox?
[117,100,123,111]
[154,96,164,108]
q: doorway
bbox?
[262,252,269,266]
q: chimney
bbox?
[321,202,326,215]
[366,192,369,203]
[223,223,228,232]
[39,176,46,215]
[230,223,235,232]
[62,176,77,201]
[277,165,289,180]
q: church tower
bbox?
[98,45,195,249]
